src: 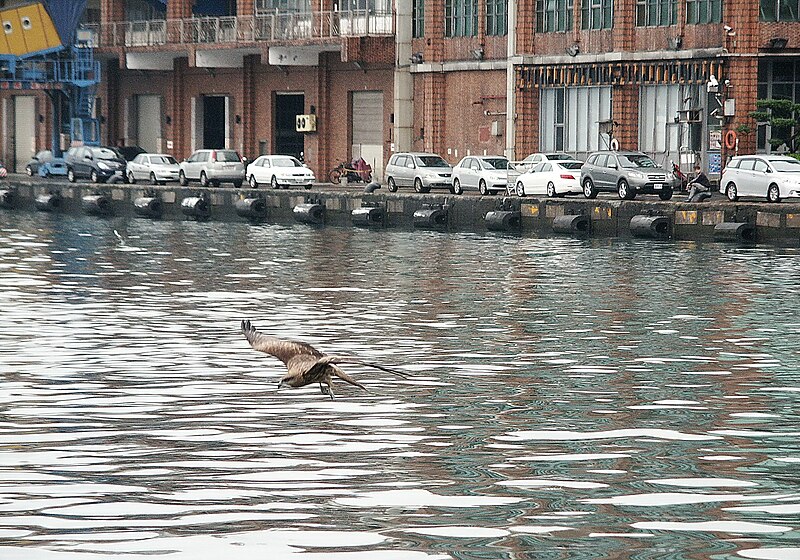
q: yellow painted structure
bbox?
[0,2,62,58]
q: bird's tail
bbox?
[318,356,410,379]
[331,365,368,391]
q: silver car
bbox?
[720,155,800,202]
[385,152,453,193]
[126,153,180,185]
[451,155,509,195]
[581,151,677,200]
[179,149,245,187]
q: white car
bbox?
[246,155,315,189]
[126,153,180,184]
[720,154,800,202]
[514,160,584,197]
[451,155,509,195]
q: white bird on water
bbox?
[241,320,408,399]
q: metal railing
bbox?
[81,10,393,49]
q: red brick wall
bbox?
[611,84,639,150]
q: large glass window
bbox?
[486,0,508,35]
[536,0,573,32]
[756,59,800,151]
[413,0,425,37]
[540,87,612,156]
[761,0,800,21]
[256,0,311,13]
[581,0,613,29]
[639,84,701,154]
[636,0,677,26]
[686,0,722,23]
[446,0,479,36]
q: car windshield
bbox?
[273,157,302,168]
[93,148,122,160]
[619,154,658,168]
[415,156,449,167]
[215,150,241,162]
[559,161,584,170]
[546,153,573,161]
[770,159,800,172]
[151,156,177,165]
[481,158,509,170]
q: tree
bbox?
[750,98,800,153]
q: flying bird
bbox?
[241,320,408,399]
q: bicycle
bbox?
[328,160,372,184]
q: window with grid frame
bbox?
[445,0,479,36]
[686,0,721,23]
[486,0,508,35]
[536,0,574,32]
[761,0,800,21]
[581,0,613,29]
[636,0,677,26]
[413,0,424,37]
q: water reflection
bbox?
[0,213,799,559]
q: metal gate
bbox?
[14,96,36,173]
[351,91,383,180]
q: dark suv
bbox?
[66,146,127,183]
[580,151,677,200]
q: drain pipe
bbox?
[505,0,517,160]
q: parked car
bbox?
[25,150,68,178]
[451,155,509,195]
[65,146,127,183]
[513,160,584,197]
[116,145,146,162]
[246,154,315,189]
[126,153,180,184]
[720,155,800,202]
[385,152,453,193]
[25,150,54,176]
[179,149,245,187]
[507,152,574,188]
[580,151,676,200]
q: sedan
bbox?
[720,155,800,202]
[246,155,315,189]
[452,155,509,195]
[514,160,584,197]
[126,153,180,184]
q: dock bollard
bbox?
[552,214,590,235]
[293,203,325,225]
[413,206,448,229]
[180,196,211,220]
[34,192,62,212]
[630,215,670,239]
[235,197,267,220]
[714,222,756,243]
[351,206,384,227]
[0,188,14,209]
[133,196,163,219]
[484,210,521,231]
[82,194,112,216]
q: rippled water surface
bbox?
[1,212,799,559]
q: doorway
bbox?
[274,93,304,158]
[203,95,227,149]
[14,96,36,173]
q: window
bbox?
[445,0,478,37]
[761,0,800,21]
[636,0,677,26]
[756,59,800,152]
[413,0,424,37]
[581,0,612,29]
[540,86,612,155]
[639,84,702,154]
[686,0,721,23]
[536,0,573,32]
[486,0,508,35]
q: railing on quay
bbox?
[82,10,393,48]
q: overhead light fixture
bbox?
[470,48,484,60]
[410,52,423,64]
[767,37,788,50]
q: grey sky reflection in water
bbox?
[0,212,799,560]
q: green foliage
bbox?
[750,98,800,152]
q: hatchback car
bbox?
[451,155,509,195]
[246,154,315,189]
[126,153,180,184]
[65,146,127,183]
[581,151,676,200]
[25,150,54,176]
[720,155,800,202]
[385,152,453,193]
[179,149,245,187]
[514,160,584,197]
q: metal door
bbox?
[14,96,36,173]
[137,95,162,154]
[351,90,383,180]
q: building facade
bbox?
[0,0,797,180]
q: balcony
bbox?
[82,10,394,49]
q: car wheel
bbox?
[387,177,397,192]
[479,180,489,196]
[270,175,279,189]
[583,178,597,199]
[249,175,259,189]
[199,172,209,187]
[150,172,159,185]
[25,165,33,177]
[546,182,557,198]
[179,170,188,186]
[126,171,135,184]
[516,181,525,197]
[659,189,673,201]
[452,178,463,195]
[414,178,424,193]
[725,182,738,202]
[233,180,243,188]
[767,183,781,203]
[67,168,76,183]
[91,169,100,183]
[618,179,634,200]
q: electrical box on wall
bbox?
[296,114,317,133]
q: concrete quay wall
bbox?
[2,178,800,244]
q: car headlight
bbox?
[97,161,111,171]
[627,170,644,179]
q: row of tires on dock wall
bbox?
[0,187,757,243]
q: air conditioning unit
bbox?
[295,114,317,133]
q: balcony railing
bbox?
[82,11,393,49]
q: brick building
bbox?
[1,0,798,180]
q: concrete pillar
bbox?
[423,74,445,155]
[168,0,194,19]
[612,84,639,150]
[514,81,537,157]
[239,55,258,158]
[315,55,332,177]
[504,0,517,159]
[169,57,188,158]
[394,0,413,152]
[612,0,635,52]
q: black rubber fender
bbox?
[180,196,211,220]
[484,210,521,231]
[133,196,164,218]
[82,194,112,216]
[351,206,384,227]
[0,188,14,209]
[293,203,325,224]
[34,192,62,212]
[630,215,670,239]
[235,197,267,220]
[714,222,756,243]
[413,207,448,229]
[552,214,590,235]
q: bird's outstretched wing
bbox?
[241,320,322,365]
[314,355,410,378]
